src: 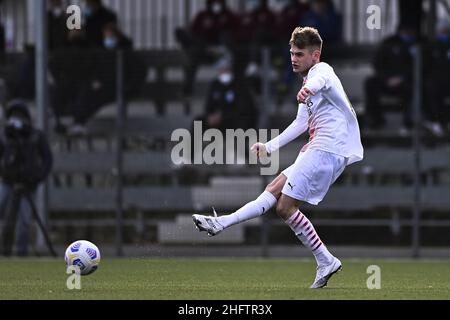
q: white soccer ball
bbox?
[65,240,101,275]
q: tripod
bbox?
[1,185,57,257]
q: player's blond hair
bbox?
[289,27,323,52]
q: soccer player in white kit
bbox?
[193,27,364,288]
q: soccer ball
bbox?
[65,240,101,275]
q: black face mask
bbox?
[5,116,32,139]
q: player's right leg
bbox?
[192,174,286,236]
[277,194,342,288]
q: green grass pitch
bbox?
[0,258,449,300]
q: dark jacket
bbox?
[0,103,53,190]
[205,78,257,131]
[90,35,145,98]
[190,2,238,46]
[85,6,117,47]
[372,35,419,80]
[426,37,450,78]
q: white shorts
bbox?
[281,149,348,205]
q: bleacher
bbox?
[49,141,450,213]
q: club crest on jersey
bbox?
[305,98,313,117]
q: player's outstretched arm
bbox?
[255,105,309,156]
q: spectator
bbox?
[189,0,238,47]
[175,0,239,97]
[276,0,310,42]
[236,0,278,80]
[189,54,257,163]
[48,0,68,51]
[48,29,91,133]
[66,23,145,135]
[83,0,117,48]
[424,20,450,134]
[197,54,257,134]
[364,24,421,133]
[398,0,423,37]
[101,22,133,49]
[299,0,342,44]
[0,100,53,256]
[7,0,74,100]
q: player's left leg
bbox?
[192,173,286,236]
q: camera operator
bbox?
[0,100,53,256]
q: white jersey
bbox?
[265,62,363,165]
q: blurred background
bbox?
[0,0,450,259]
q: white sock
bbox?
[216,191,277,228]
[286,210,334,266]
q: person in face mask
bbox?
[50,0,63,18]
[64,22,145,136]
[195,0,237,45]
[0,100,53,256]
[187,53,256,162]
[196,54,257,134]
[175,0,239,98]
[101,23,132,50]
[83,0,117,48]
[234,0,277,82]
[363,23,425,133]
